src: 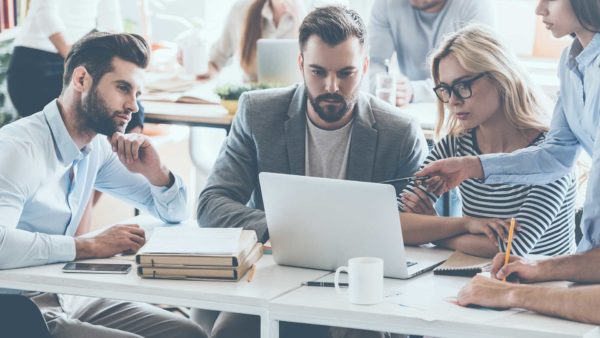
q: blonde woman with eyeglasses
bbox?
[398,24,577,258]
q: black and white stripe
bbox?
[403,129,577,256]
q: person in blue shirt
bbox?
[0,32,205,338]
[419,0,600,322]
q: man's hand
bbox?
[457,275,517,309]
[75,224,146,259]
[396,75,414,107]
[489,252,544,283]
[417,156,484,195]
[400,187,437,215]
[109,132,172,187]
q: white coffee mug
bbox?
[334,257,383,305]
[181,43,208,75]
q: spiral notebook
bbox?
[433,251,492,277]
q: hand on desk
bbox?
[457,275,514,310]
[75,224,146,259]
[109,132,173,187]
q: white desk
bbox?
[269,271,600,338]
[0,216,329,338]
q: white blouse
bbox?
[209,0,302,81]
[13,0,123,54]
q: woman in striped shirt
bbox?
[399,24,577,258]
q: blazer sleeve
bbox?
[197,93,269,242]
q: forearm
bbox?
[48,32,69,58]
[535,249,600,283]
[435,234,498,258]
[510,284,600,324]
[0,227,75,269]
[197,192,268,242]
[400,213,467,245]
[144,165,172,187]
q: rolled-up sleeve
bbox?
[31,0,66,38]
[481,95,580,184]
[94,141,188,223]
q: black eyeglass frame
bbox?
[433,73,487,103]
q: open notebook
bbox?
[433,251,491,277]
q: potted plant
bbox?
[215,83,274,115]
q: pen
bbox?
[502,218,516,282]
[302,281,348,287]
[380,175,430,185]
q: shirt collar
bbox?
[43,99,92,165]
[569,33,600,70]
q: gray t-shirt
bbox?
[305,115,353,179]
[369,0,495,102]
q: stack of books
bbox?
[136,226,262,281]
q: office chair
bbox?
[0,294,52,338]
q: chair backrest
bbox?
[0,294,52,338]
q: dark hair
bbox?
[239,0,268,74]
[570,0,600,33]
[63,32,150,88]
[298,5,366,51]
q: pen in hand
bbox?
[302,281,348,287]
[501,218,516,282]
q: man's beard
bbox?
[307,90,357,123]
[77,86,129,136]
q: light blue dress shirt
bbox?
[0,100,188,269]
[480,33,600,252]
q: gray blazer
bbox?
[197,84,428,242]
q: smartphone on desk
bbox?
[62,262,132,274]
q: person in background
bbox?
[200,0,305,81]
[7,0,144,132]
[399,24,576,259]
[369,0,495,106]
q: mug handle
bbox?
[334,266,348,295]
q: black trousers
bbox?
[7,46,144,131]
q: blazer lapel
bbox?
[284,85,307,175]
[346,93,378,182]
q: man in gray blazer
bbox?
[196,5,427,338]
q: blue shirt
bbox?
[480,33,600,251]
[0,100,188,269]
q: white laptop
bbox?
[259,172,449,279]
[256,39,302,86]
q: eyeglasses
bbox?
[433,73,487,103]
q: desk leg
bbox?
[265,316,278,338]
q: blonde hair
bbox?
[430,24,549,139]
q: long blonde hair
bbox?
[430,24,549,139]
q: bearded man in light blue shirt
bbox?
[0,32,206,338]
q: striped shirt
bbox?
[403,129,577,256]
